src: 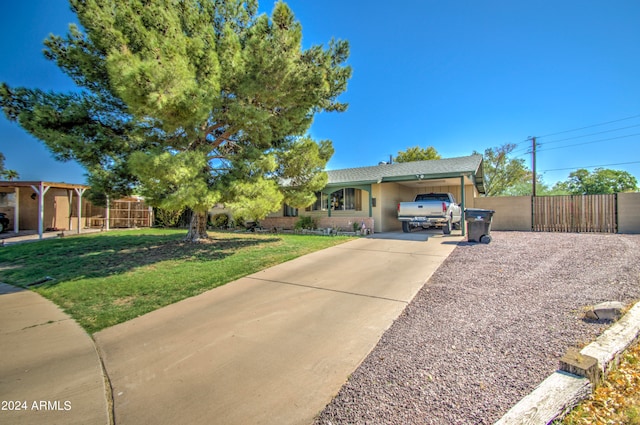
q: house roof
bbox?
[326,154,485,193]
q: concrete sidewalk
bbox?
[0,229,105,246]
[94,233,461,425]
[0,284,110,425]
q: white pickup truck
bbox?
[397,193,462,234]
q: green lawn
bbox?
[0,229,353,333]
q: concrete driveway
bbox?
[94,233,461,424]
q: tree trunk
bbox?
[185,211,209,242]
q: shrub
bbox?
[295,216,316,230]
[211,213,229,229]
[154,207,184,227]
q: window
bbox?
[307,189,363,211]
[306,192,328,211]
[329,188,362,211]
[284,204,298,217]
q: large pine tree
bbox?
[1,0,351,241]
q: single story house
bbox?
[1,155,483,237]
[260,154,486,233]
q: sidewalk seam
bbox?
[247,276,409,304]
[91,336,116,425]
[333,246,451,257]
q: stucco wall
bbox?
[618,192,640,234]
[51,189,73,230]
[470,194,640,233]
[473,196,532,231]
[378,182,413,232]
[14,188,82,231]
[371,183,382,233]
[18,187,39,230]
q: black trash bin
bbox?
[464,208,495,243]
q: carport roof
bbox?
[326,154,485,193]
[0,181,90,190]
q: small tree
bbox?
[502,175,549,196]
[553,168,638,195]
[395,146,441,163]
[475,144,530,196]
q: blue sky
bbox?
[1,0,639,187]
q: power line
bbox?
[536,113,640,139]
[488,114,640,159]
[541,160,640,173]
[512,133,639,159]
[537,133,640,153]
[541,123,640,145]
[511,141,539,157]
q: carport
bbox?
[0,181,90,239]
[319,154,486,234]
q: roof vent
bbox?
[378,155,393,165]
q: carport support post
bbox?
[31,183,50,240]
[105,196,110,231]
[460,176,466,237]
[75,187,86,234]
[68,190,74,231]
[13,187,20,233]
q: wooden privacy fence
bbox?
[533,194,617,233]
[83,198,153,228]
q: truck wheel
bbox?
[442,220,451,235]
[402,221,411,233]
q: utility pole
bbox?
[530,136,537,231]
[531,137,537,197]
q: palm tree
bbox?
[2,169,19,181]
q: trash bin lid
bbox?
[464,208,495,221]
[464,208,495,213]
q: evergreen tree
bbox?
[0,0,350,241]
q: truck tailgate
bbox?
[398,202,446,217]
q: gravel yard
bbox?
[315,231,640,425]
